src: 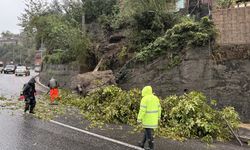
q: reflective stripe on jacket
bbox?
[137,86,161,129]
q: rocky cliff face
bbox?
[118,46,250,122]
[70,70,116,94]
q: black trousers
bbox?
[141,128,154,149]
[25,97,36,113]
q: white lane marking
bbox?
[50,120,144,150]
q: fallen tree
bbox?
[59,85,240,143]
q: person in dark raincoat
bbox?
[23,78,36,113]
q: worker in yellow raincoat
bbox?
[137,86,161,150]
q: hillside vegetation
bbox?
[19,0,216,69]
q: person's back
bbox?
[137,86,161,150]
[142,94,160,128]
[23,78,36,113]
[23,79,36,98]
[48,77,60,104]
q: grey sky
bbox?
[0,0,26,34]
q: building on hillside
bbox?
[235,0,250,7]
[0,35,20,46]
[0,38,18,46]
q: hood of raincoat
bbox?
[28,78,36,85]
[142,86,153,97]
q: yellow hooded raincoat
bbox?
[137,86,161,128]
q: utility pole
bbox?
[19,48,22,65]
[82,13,86,35]
[12,46,14,63]
[40,38,45,60]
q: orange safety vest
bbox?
[50,88,59,102]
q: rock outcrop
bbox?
[71,70,116,94]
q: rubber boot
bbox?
[29,106,35,114]
[29,102,36,114]
[24,104,29,113]
[138,142,144,148]
[148,140,154,150]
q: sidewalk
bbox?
[238,124,250,144]
[240,124,250,130]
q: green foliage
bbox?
[33,15,88,52]
[20,0,90,65]
[118,46,128,62]
[28,14,88,64]
[96,0,179,50]
[121,0,175,18]
[43,51,76,64]
[128,12,179,50]
[0,96,7,101]
[1,31,15,37]
[220,107,240,129]
[84,0,118,23]
[136,17,217,61]
[61,0,85,27]
[158,92,240,141]
[34,94,66,120]
[57,86,240,143]
[61,86,141,125]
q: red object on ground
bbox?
[50,88,59,103]
[19,95,25,101]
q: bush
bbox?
[61,86,141,125]
[44,50,77,64]
[97,0,180,50]
[60,85,240,143]
[127,12,179,50]
[159,92,240,141]
[136,17,217,61]
[84,0,118,23]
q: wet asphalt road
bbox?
[0,110,134,150]
[0,72,249,150]
[0,72,135,150]
[0,72,34,98]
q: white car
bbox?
[15,66,30,76]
